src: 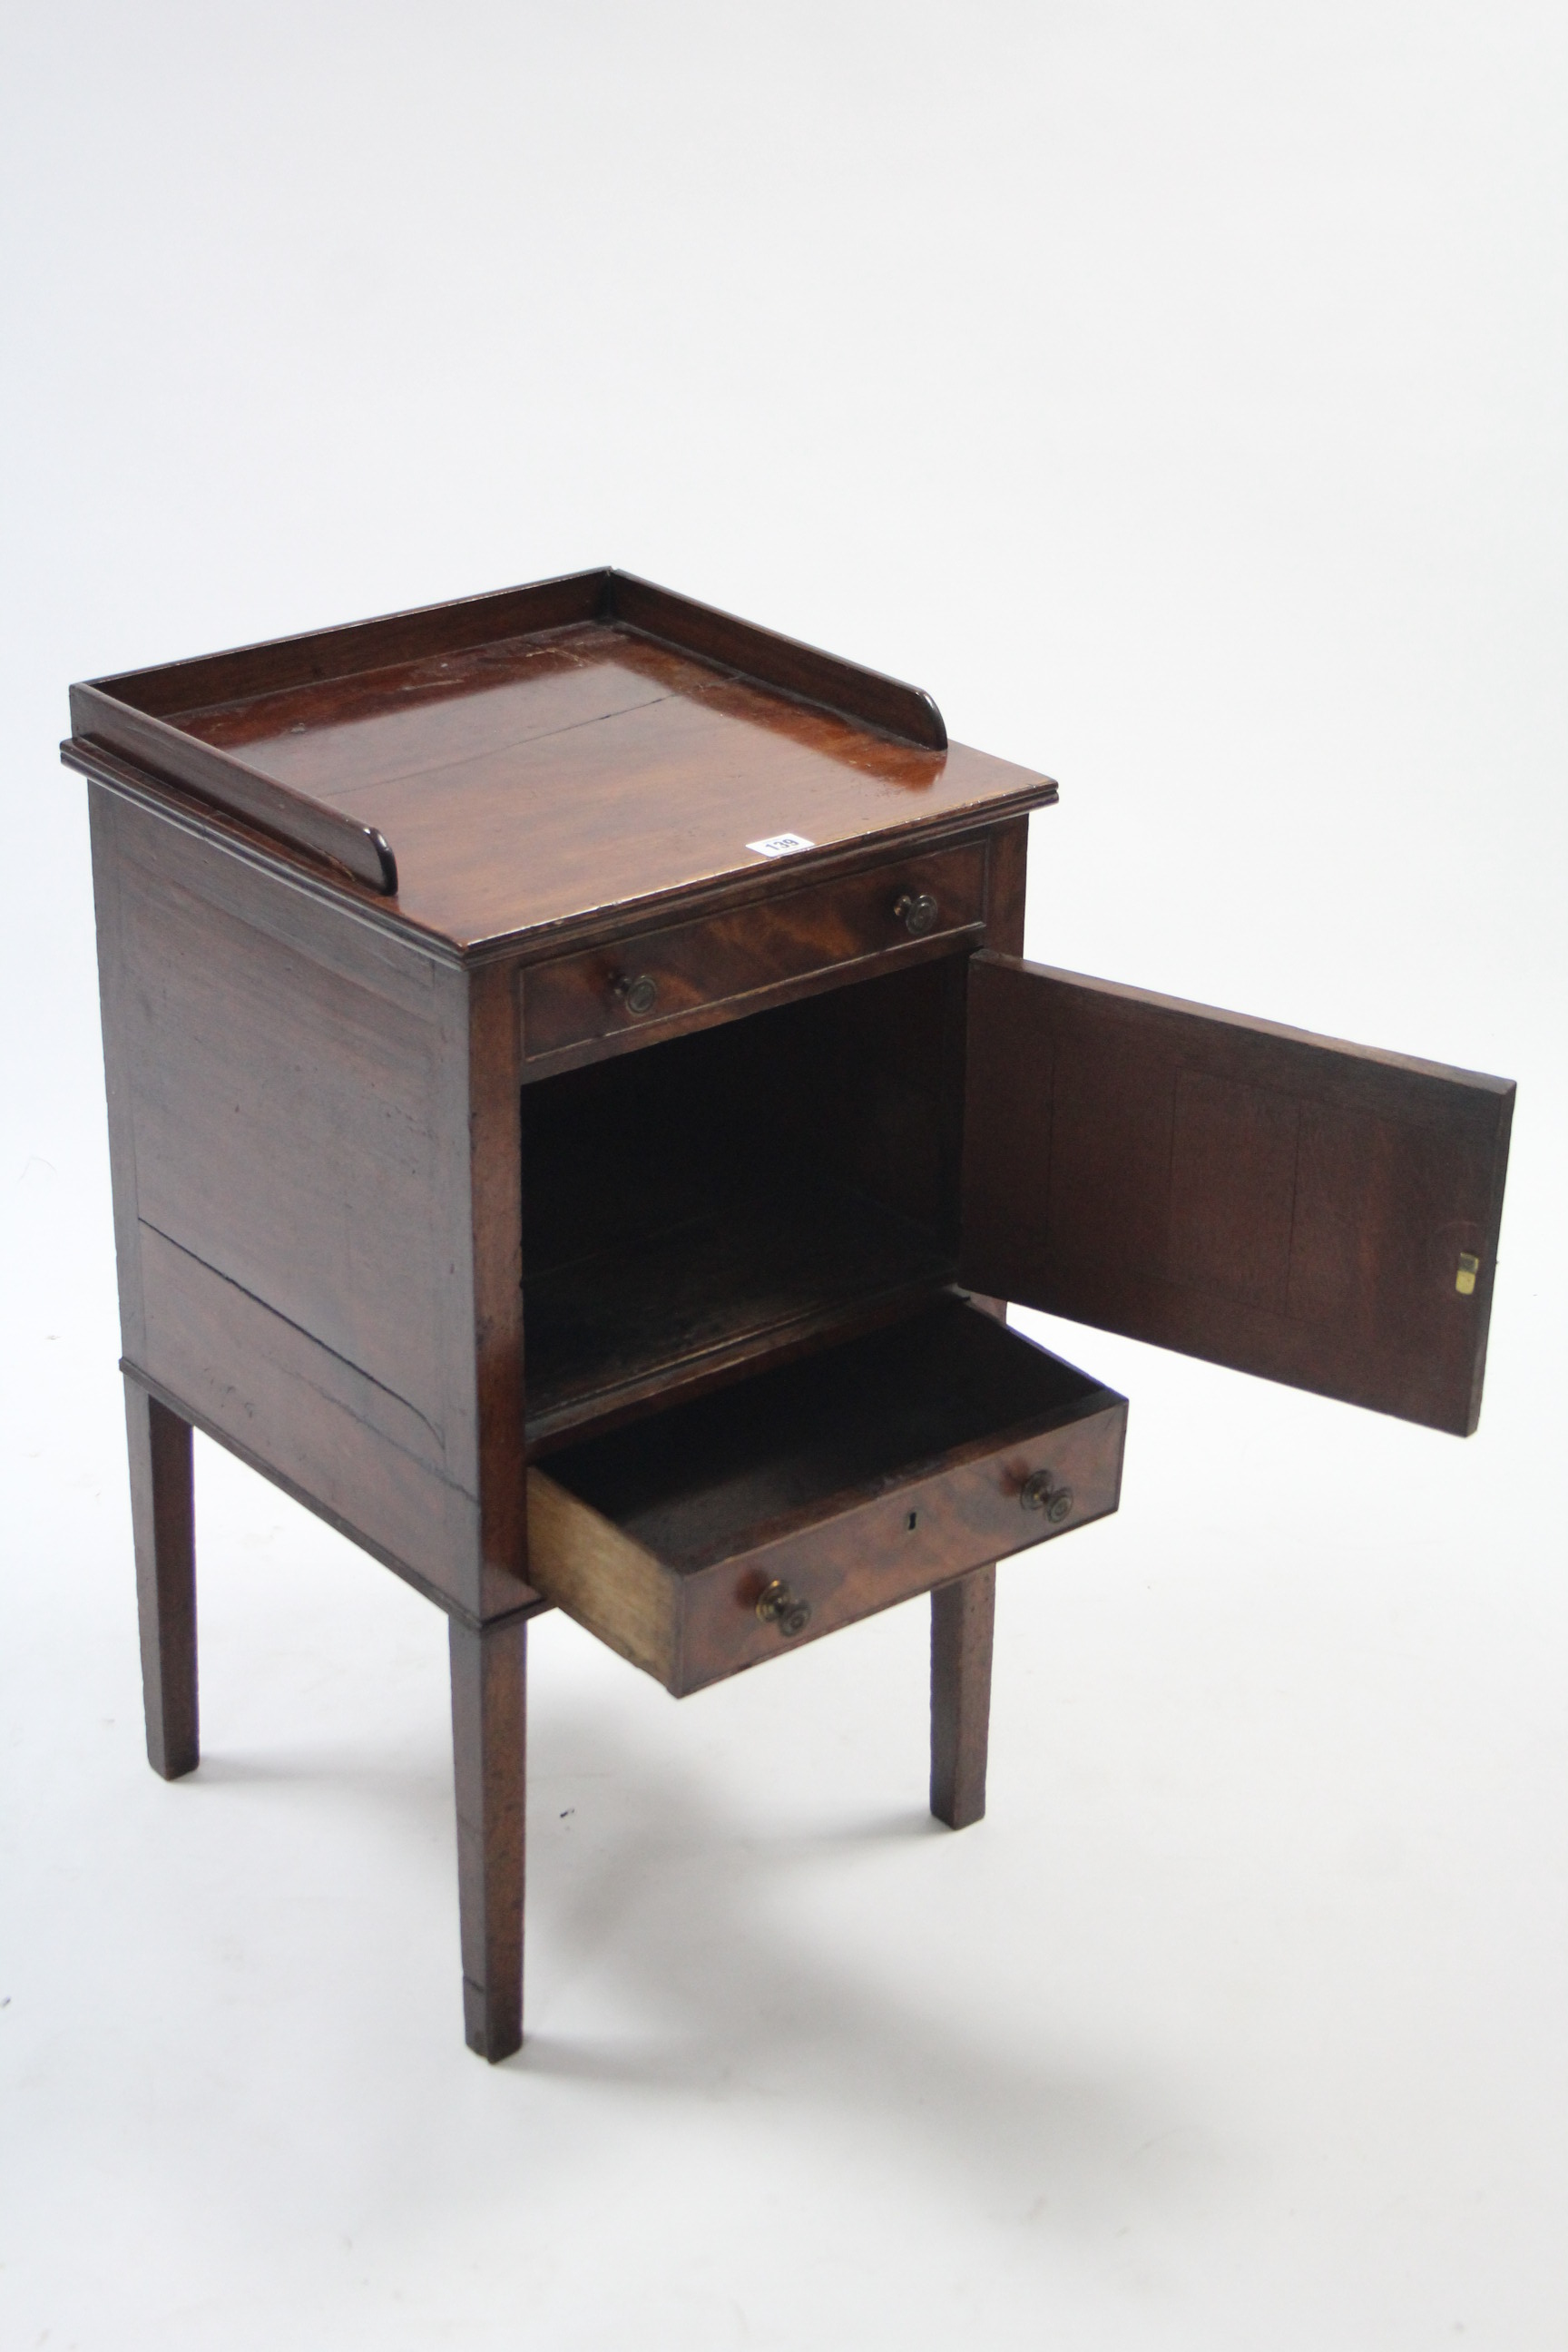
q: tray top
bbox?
[65,571,1055,953]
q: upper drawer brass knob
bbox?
[612,972,660,1017]
[894,890,939,937]
[756,1579,811,1637]
[1021,1469,1073,1524]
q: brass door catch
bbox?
[1456,1251,1481,1296]
[756,1579,811,1637]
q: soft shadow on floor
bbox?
[489,1704,1225,2235]
[174,1687,1230,2239]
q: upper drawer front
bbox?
[524,841,985,1066]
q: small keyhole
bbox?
[906,1510,919,1532]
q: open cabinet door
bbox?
[959,956,1514,1435]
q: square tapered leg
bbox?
[930,1564,995,1829]
[449,1613,527,2060]
[125,1378,198,1781]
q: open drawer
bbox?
[526,1296,1127,1695]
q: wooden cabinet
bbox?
[66,568,1514,2060]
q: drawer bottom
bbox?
[527,1296,1127,1695]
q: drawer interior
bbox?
[528,1296,1126,1693]
[542,1298,1110,1564]
[521,959,967,1444]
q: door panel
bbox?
[959,956,1514,1435]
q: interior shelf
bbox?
[523,1177,955,1448]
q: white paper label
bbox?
[746,832,815,858]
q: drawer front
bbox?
[527,1382,1127,1699]
[677,1397,1126,1692]
[523,840,985,1066]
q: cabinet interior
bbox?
[521,956,969,1448]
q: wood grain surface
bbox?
[521,839,985,1070]
[529,1300,1126,1696]
[124,1379,198,1780]
[931,1567,996,1830]
[69,579,1055,948]
[961,956,1515,1433]
[90,779,531,1621]
[449,1614,527,2062]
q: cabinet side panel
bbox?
[985,816,1030,957]
[105,793,460,1436]
[960,956,1514,1436]
[139,1228,479,1604]
[88,787,149,1361]
[93,788,495,1606]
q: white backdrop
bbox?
[3,5,1564,2347]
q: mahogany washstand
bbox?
[66,570,1514,2058]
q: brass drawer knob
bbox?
[894,890,939,937]
[1021,1469,1074,1524]
[612,971,660,1017]
[756,1579,811,1637]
